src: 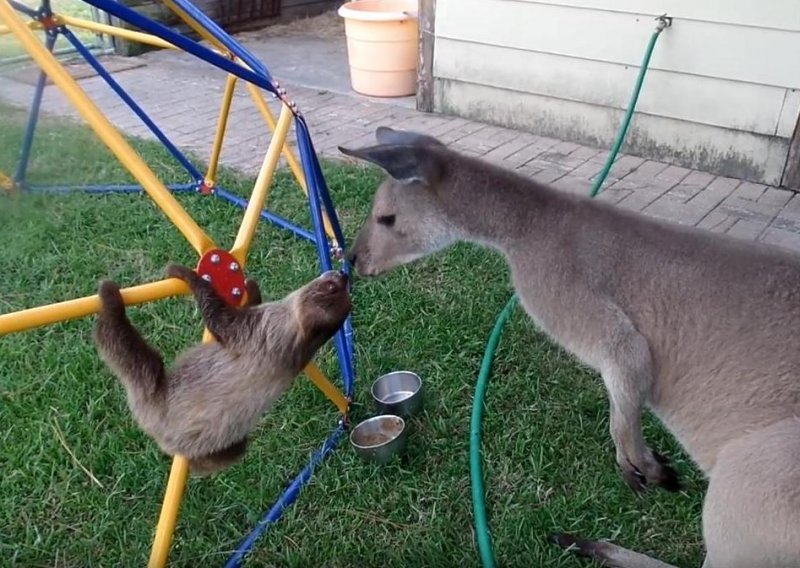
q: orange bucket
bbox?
[338,0,419,97]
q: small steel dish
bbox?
[371,370,423,418]
[349,414,408,464]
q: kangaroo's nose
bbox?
[346,249,357,266]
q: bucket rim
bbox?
[338,1,418,22]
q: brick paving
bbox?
[2,47,800,253]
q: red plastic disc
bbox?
[195,249,247,307]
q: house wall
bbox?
[192,0,216,18]
[431,0,800,186]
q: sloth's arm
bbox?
[166,264,255,347]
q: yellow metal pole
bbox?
[0,279,189,336]
[229,104,293,265]
[245,83,307,191]
[164,0,340,246]
[163,0,338,245]
[147,455,189,568]
[148,325,216,568]
[0,2,215,256]
[304,363,349,414]
[245,84,338,244]
[223,100,346,409]
[1,170,14,192]
[0,19,41,35]
[206,74,238,184]
[59,15,177,50]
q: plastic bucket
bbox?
[338,0,419,97]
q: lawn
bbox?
[1,0,100,61]
[0,102,706,567]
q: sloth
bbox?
[93,263,351,475]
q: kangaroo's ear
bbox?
[338,142,445,186]
[375,126,445,148]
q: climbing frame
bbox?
[0,0,356,566]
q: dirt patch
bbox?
[238,7,345,40]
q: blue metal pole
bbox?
[168,0,272,82]
[60,28,204,183]
[8,0,38,18]
[222,422,345,568]
[213,187,317,243]
[296,120,356,397]
[78,0,278,97]
[297,117,347,249]
[307,145,357,397]
[304,121,356,396]
[297,116,355,384]
[297,123,334,274]
[14,32,57,185]
[296,118,358,389]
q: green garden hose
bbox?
[470,293,519,568]
[469,16,671,567]
[590,15,672,197]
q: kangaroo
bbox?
[93,264,351,475]
[338,126,800,567]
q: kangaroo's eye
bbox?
[377,214,396,227]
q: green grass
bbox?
[1,0,99,61]
[0,102,706,567]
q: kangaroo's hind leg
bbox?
[551,533,680,568]
[703,418,800,568]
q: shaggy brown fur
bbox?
[93,264,351,475]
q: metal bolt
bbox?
[229,262,240,272]
[210,253,220,264]
[232,287,242,297]
[201,274,212,282]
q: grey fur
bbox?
[93,264,351,475]
[339,127,800,567]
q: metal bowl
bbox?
[371,370,423,418]
[349,414,408,465]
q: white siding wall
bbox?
[432,0,800,185]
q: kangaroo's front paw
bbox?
[620,460,648,494]
[618,449,682,494]
[648,451,682,491]
[165,263,197,283]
